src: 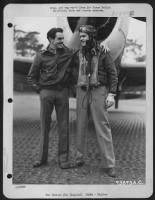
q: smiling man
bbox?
[27,28,75,169]
[73,25,118,177]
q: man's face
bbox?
[52,32,64,49]
[80,32,89,47]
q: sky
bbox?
[15,17,57,47]
[127,18,146,51]
[14,17,146,51]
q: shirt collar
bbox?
[46,44,67,54]
[46,44,56,54]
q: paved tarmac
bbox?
[13,93,146,184]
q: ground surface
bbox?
[13,93,146,184]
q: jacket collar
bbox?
[46,44,67,55]
[46,44,56,54]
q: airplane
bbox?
[14,17,146,108]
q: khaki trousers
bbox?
[76,86,115,168]
[39,88,69,163]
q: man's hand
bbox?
[105,93,115,108]
[32,84,40,93]
[100,42,110,54]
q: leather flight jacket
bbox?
[73,49,118,94]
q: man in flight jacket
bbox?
[73,25,118,177]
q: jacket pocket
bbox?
[40,67,57,81]
[99,86,108,96]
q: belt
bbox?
[41,85,68,91]
[80,83,103,91]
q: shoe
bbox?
[59,161,73,169]
[104,168,116,177]
[74,151,85,167]
[33,161,48,168]
[59,160,85,169]
[74,160,85,167]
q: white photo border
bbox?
[3,3,153,199]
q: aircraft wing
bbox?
[14,57,33,75]
[133,17,146,22]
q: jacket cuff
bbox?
[32,84,40,92]
[108,93,116,97]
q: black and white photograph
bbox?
[3,3,153,199]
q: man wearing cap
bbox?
[73,25,118,177]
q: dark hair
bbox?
[47,28,63,40]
